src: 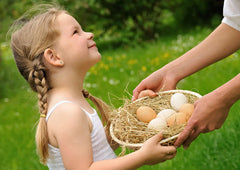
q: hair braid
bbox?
[82,89,112,126]
[9,4,66,165]
[28,57,50,164]
[82,89,119,149]
[29,59,49,114]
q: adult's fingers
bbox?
[182,130,201,149]
[174,123,195,147]
[132,85,144,101]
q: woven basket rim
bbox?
[110,89,202,148]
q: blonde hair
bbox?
[10,4,65,164]
[10,4,112,165]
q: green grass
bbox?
[1,26,240,169]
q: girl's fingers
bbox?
[166,153,177,160]
[152,133,163,143]
[160,146,177,155]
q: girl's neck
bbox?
[47,87,95,113]
[48,87,84,101]
[49,67,86,94]
[47,67,90,105]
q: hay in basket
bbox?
[109,89,202,151]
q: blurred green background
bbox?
[1,0,240,169]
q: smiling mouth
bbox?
[89,44,96,48]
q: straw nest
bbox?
[109,90,202,151]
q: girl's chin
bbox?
[96,53,102,61]
[92,55,102,65]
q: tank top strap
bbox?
[46,100,73,121]
[79,107,97,117]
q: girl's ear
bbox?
[43,48,64,66]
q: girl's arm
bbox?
[51,103,176,170]
[90,133,176,170]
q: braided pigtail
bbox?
[82,89,119,149]
[28,56,50,164]
[82,89,112,126]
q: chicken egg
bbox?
[157,109,176,121]
[148,118,167,131]
[179,103,194,119]
[138,89,157,99]
[167,112,189,127]
[170,93,188,111]
[136,106,157,123]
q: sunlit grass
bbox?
[1,26,240,169]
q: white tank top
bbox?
[46,101,117,170]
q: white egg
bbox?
[157,109,176,120]
[170,93,188,111]
[148,118,167,132]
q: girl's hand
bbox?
[174,91,231,149]
[139,133,177,165]
[132,69,177,101]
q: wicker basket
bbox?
[110,90,202,150]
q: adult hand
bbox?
[174,91,231,149]
[132,69,178,101]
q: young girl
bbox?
[10,4,177,169]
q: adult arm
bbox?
[133,23,240,100]
[175,73,240,149]
[133,23,240,149]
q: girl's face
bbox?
[53,13,101,72]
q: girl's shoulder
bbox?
[47,101,93,151]
[47,101,89,124]
[47,101,92,137]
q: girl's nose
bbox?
[87,32,94,40]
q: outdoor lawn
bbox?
[1,25,240,169]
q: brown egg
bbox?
[136,106,157,123]
[138,89,157,99]
[179,103,194,119]
[167,112,189,127]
